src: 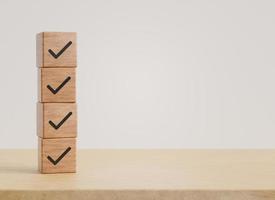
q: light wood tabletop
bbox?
[0,149,275,200]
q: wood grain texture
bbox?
[0,149,275,200]
[1,190,275,200]
[38,138,76,174]
[38,68,76,103]
[37,103,77,138]
[36,32,77,67]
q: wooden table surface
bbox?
[0,149,275,200]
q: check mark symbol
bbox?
[47,147,71,165]
[47,76,71,94]
[48,41,72,59]
[49,112,72,130]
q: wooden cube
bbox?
[38,137,76,173]
[38,68,76,102]
[36,32,77,67]
[37,103,77,139]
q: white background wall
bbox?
[0,0,274,148]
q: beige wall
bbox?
[0,0,274,148]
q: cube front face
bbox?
[37,32,77,67]
[37,103,77,138]
[39,138,76,173]
[39,68,76,102]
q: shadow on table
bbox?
[0,165,38,174]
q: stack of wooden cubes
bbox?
[36,32,77,173]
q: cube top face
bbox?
[37,103,77,139]
[39,68,76,103]
[39,138,76,173]
[37,32,77,68]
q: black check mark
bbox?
[47,76,71,94]
[47,147,71,165]
[49,112,72,130]
[48,41,72,59]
